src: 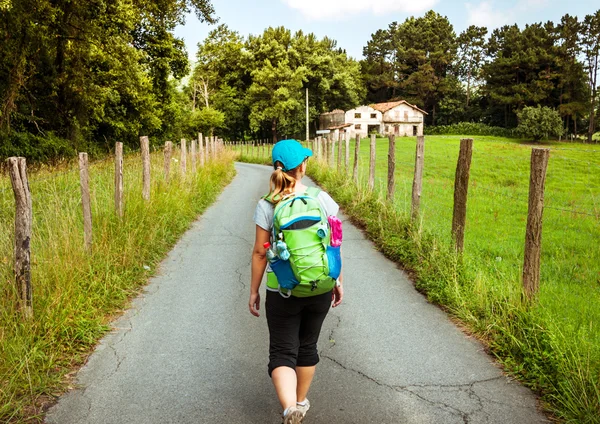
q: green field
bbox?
[232,135,600,422]
[0,150,235,422]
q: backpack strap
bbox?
[305,186,321,197]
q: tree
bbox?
[516,106,564,141]
[0,0,216,158]
[582,10,600,142]
[247,57,306,143]
[481,23,561,127]
[360,11,458,125]
[456,25,487,107]
[555,14,589,136]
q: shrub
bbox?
[516,106,564,141]
[0,131,77,163]
[424,122,515,137]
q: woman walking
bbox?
[249,139,343,423]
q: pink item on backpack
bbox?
[328,216,343,247]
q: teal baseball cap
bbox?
[272,139,313,172]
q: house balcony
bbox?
[384,117,424,124]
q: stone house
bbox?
[370,100,427,137]
[318,100,427,139]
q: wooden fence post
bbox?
[79,153,92,251]
[191,136,197,172]
[337,132,343,171]
[368,134,376,191]
[330,135,336,168]
[198,133,204,167]
[353,134,360,184]
[115,142,124,217]
[411,136,425,220]
[387,134,396,201]
[180,138,187,177]
[212,136,217,160]
[164,141,172,183]
[523,148,550,299]
[140,136,150,201]
[345,131,350,174]
[8,157,33,318]
[452,138,473,252]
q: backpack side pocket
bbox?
[270,258,299,291]
[326,245,342,280]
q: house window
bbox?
[370,113,376,119]
[355,124,362,130]
[355,113,361,119]
[395,111,400,118]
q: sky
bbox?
[174,0,599,62]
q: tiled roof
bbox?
[369,100,428,115]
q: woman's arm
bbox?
[249,225,271,317]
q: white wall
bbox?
[345,106,382,139]
[382,104,424,136]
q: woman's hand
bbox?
[249,292,261,317]
[332,284,343,308]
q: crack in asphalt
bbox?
[321,353,506,424]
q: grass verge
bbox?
[0,150,236,422]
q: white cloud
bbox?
[465,0,549,29]
[283,0,438,21]
[465,1,513,28]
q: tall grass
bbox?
[282,135,598,423]
[0,149,235,422]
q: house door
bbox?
[395,125,399,135]
[413,126,418,136]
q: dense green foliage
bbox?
[361,10,600,141]
[516,106,565,141]
[0,151,235,422]
[0,0,216,158]
[424,122,514,137]
[187,25,365,142]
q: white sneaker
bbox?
[283,406,303,424]
[296,399,310,417]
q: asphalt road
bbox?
[45,162,549,424]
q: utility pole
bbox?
[306,87,309,142]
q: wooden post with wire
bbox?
[411,136,425,220]
[79,152,93,251]
[452,138,473,252]
[387,135,396,201]
[198,133,204,167]
[523,148,550,299]
[164,141,172,183]
[191,136,197,172]
[345,131,350,174]
[337,132,343,171]
[8,157,33,318]
[115,142,124,217]
[368,134,376,191]
[141,136,150,201]
[180,138,187,177]
[353,134,360,184]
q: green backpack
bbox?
[265,187,339,297]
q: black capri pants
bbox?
[265,289,332,377]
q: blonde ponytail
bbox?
[267,162,297,204]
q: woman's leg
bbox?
[296,291,332,401]
[272,366,298,410]
[296,365,316,402]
